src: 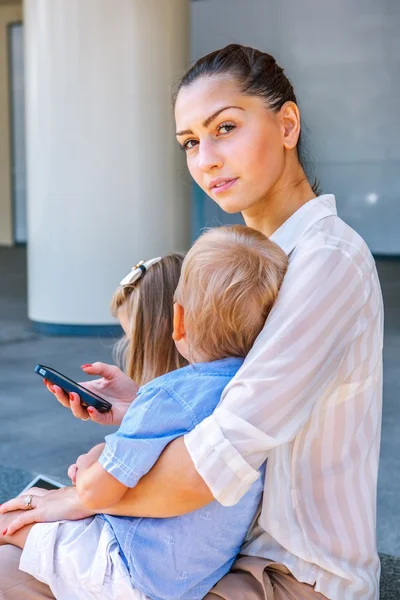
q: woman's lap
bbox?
[0,540,326,600]
[0,545,54,599]
[204,556,328,600]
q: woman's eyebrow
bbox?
[176,105,244,137]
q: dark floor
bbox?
[0,246,399,559]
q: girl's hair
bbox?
[174,225,288,362]
[174,43,320,195]
[111,254,188,387]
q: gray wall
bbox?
[191,0,400,255]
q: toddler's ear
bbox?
[172,303,185,341]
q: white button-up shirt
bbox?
[185,195,383,600]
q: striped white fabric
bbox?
[185,195,383,600]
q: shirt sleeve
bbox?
[99,386,198,487]
[184,246,372,506]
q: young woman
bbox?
[0,45,383,600]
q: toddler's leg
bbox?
[0,545,55,599]
[19,517,147,600]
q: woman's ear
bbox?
[172,303,185,341]
[280,101,301,150]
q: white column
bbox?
[0,3,23,246]
[25,0,190,333]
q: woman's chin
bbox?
[213,196,248,215]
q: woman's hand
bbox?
[45,362,138,426]
[0,486,95,536]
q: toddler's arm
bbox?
[77,384,199,511]
[68,443,105,483]
[76,456,128,509]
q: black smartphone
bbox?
[35,364,112,413]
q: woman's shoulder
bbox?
[296,214,376,278]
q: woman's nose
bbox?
[197,140,223,173]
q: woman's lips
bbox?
[209,178,238,194]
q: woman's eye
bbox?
[180,139,198,152]
[179,123,235,151]
[218,123,235,135]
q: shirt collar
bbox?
[190,357,244,375]
[270,194,337,255]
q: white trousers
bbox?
[19,516,148,600]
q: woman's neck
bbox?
[242,165,317,238]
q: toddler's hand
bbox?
[68,444,105,484]
[68,463,78,484]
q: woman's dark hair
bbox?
[174,44,320,195]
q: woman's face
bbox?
[175,76,295,216]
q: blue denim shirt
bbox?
[99,358,264,600]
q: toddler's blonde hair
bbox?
[174,225,288,362]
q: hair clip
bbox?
[120,257,162,286]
